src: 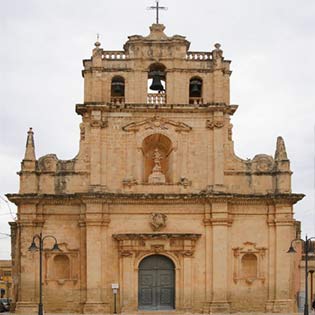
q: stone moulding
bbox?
[75,103,239,115]
[112,233,201,258]
[6,192,305,206]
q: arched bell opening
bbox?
[138,255,175,310]
[142,133,173,184]
[111,76,125,104]
[189,76,203,105]
[147,63,166,104]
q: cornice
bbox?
[6,192,304,206]
[75,103,238,116]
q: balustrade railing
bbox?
[189,97,203,105]
[110,96,125,105]
[147,93,166,105]
[186,51,212,60]
[102,51,127,60]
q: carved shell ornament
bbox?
[150,213,167,231]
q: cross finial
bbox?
[96,33,100,41]
[148,0,167,24]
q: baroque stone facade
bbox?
[7,24,304,314]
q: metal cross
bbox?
[148,0,167,24]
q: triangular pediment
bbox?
[122,116,192,132]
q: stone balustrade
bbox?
[186,51,212,60]
[110,96,125,105]
[189,97,203,105]
[147,93,166,105]
[102,51,127,60]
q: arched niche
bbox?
[53,254,70,279]
[241,253,258,279]
[142,133,173,183]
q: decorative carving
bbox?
[275,136,288,161]
[178,177,191,188]
[90,119,108,128]
[151,244,165,253]
[206,117,224,129]
[148,148,166,184]
[90,110,108,128]
[212,43,223,67]
[228,123,233,141]
[252,154,274,173]
[150,213,167,231]
[122,177,138,187]
[113,233,201,258]
[80,123,85,140]
[232,242,267,285]
[38,154,58,172]
[122,116,192,133]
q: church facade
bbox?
[8,24,304,314]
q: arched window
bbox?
[147,63,166,104]
[189,77,203,104]
[111,76,125,104]
[142,133,173,184]
[53,255,70,279]
[241,253,257,279]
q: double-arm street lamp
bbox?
[29,233,61,315]
[288,235,315,315]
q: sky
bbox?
[0,0,315,259]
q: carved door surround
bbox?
[112,233,201,312]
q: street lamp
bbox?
[287,235,315,315]
[29,233,61,315]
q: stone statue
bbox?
[148,148,166,184]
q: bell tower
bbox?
[76,23,235,193]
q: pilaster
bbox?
[83,202,110,314]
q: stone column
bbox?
[210,202,230,313]
[83,203,109,314]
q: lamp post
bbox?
[28,233,60,315]
[287,235,315,315]
[310,270,315,306]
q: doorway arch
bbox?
[138,255,175,310]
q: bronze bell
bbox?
[149,71,165,92]
[190,80,202,97]
[112,82,124,96]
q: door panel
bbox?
[138,255,175,310]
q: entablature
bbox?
[76,102,238,115]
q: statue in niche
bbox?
[148,148,166,184]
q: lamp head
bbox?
[287,245,297,253]
[28,241,38,252]
[52,243,61,252]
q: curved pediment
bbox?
[122,115,192,133]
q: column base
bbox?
[83,302,110,314]
[15,302,38,314]
[209,301,230,313]
[265,299,294,313]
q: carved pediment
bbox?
[122,116,192,133]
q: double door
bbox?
[138,265,174,310]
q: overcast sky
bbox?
[0,0,314,259]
